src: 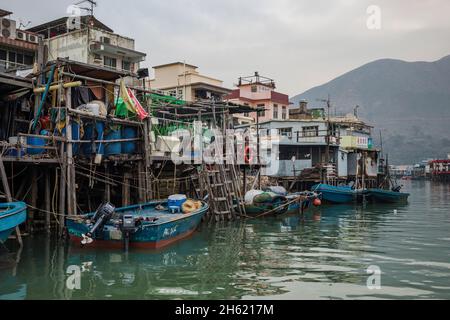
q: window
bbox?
[273,104,278,119]
[251,85,257,93]
[282,106,287,120]
[104,56,117,69]
[122,60,131,71]
[24,54,34,65]
[257,104,265,117]
[302,126,319,137]
[279,127,292,138]
[279,146,312,160]
[16,53,24,64]
[8,51,16,62]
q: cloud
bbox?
[5,0,450,95]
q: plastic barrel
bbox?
[104,128,122,155]
[122,126,137,154]
[62,123,80,155]
[96,122,105,155]
[8,136,25,157]
[82,121,105,155]
[71,122,80,155]
[26,134,46,155]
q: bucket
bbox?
[105,128,122,155]
[122,126,137,154]
[168,194,187,213]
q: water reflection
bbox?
[1,181,450,299]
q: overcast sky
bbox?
[6,0,450,95]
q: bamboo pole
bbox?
[33,81,82,93]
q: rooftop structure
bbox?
[27,14,145,75]
[225,72,290,123]
[149,62,231,102]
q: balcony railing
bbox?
[0,60,33,72]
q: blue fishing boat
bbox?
[66,200,209,250]
[311,184,357,204]
[366,188,409,203]
[0,202,27,243]
[286,191,320,214]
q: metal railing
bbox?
[0,60,33,72]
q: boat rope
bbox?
[240,195,310,220]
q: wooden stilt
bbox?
[29,168,37,234]
[45,169,51,233]
[104,165,111,203]
[58,153,67,237]
[137,161,145,203]
[0,155,22,246]
[122,172,131,207]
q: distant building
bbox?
[148,62,231,102]
[0,8,40,73]
[225,72,290,124]
[27,15,146,75]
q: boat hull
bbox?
[244,203,289,216]
[66,201,208,249]
[0,202,27,243]
[366,189,410,203]
[312,184,356,204]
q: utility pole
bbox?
[317,95,331,164]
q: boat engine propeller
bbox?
[121,214,137,252]
[81,202,116,245]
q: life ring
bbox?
[244,146,253,164]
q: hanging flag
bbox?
[119,79,149,120]
[127,88,149,120]
[120,79,137,115]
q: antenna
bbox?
[19,20,32,29]
[75,0,98,16]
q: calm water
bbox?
[1,180,449,300]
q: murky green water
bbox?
[1,180,449,300]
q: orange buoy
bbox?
[313,198,322,207]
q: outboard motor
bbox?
[121,214,137,252]
[81,203,116,245]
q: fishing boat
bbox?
[286,191,321,214]
[311,184,357,204]
[244,191,289,216]
[0,202,27,244]
[66,200,209,250]
[366,188,409,203]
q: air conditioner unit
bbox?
[27,34,39,44]
[0,18,17,40]
[100,36,111,44]
[16,30,26,41]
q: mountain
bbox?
[291,55,450,164]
